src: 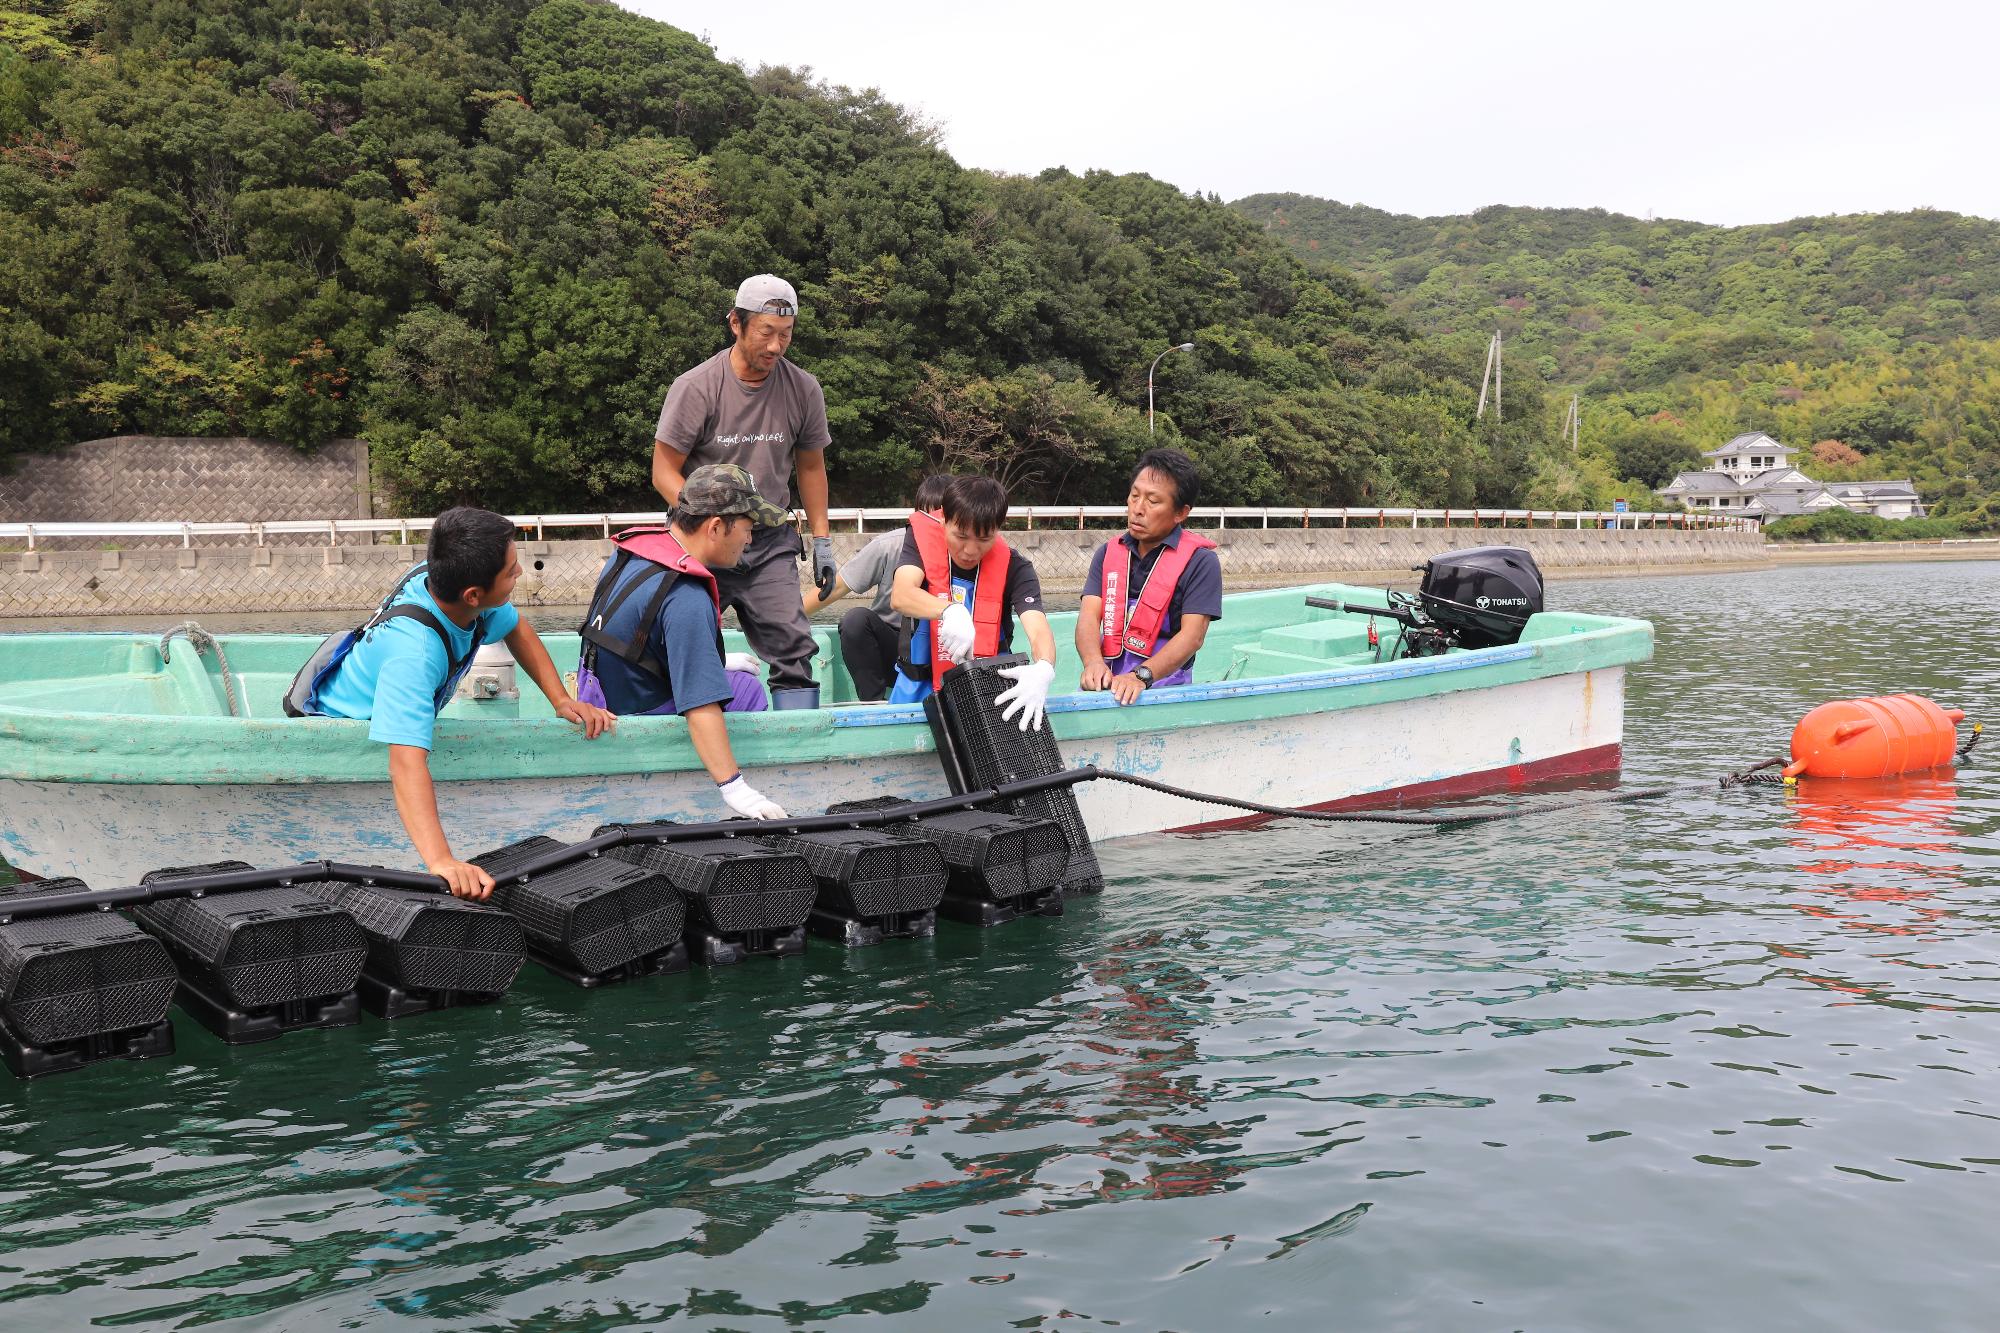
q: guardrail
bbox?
[0,506,1754,548]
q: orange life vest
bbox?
[907,510,1010,688]
[1098,529,1217,659]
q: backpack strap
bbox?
[283,563,454,718]
[364,604,481,713]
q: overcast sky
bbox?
[626,1,1996,227]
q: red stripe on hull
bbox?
[1164,742,1625,834]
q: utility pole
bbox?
[1562,394,1581,451]
[1475,330,1503,422]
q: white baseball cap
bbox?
[733,274,798,317]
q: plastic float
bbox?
[1781,695,1973,781]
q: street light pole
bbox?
[1147,342,1195,435]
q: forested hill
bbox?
[2,0,1591,516]
[1233,195,2000,525]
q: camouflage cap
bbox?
[677,463,790,527]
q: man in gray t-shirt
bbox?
[652,274,834,707]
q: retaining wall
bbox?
[0,526,1766,619]
[1765,538,2000,564]
[0,436,372,540]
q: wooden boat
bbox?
[0,583,1652,884]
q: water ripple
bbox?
[3,562,2000,1328]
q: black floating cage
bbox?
[929,658,1103,896]
[471,836,688,985]
[0,878,178,1077]
[755,829,946,946]
[603,826,815,965]
[827,798,1069,926]
[135,862,368,1043]
[302,879,525,1018]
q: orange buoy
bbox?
[1781,694,1966,780]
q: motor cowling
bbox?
[1417,546,1544,649]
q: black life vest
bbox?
[578,525,724,692]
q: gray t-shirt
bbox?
[655,349,831,524]
[839,528,907,625]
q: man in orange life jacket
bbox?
[574,464,793,820]
[802,473,951,702]
[886,475,1060,730]
[1078,449,1222,703]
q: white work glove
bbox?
[994,659,1057,733]
[718,774,787,820]
[936,601,977,664]
[724,652,763,675]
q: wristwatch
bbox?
[1133,664,1154,688]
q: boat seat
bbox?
[1258,621,1377,660]
[1229,618,1382,678]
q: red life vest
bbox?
[579,525,722,684]
[1098,529,1217,659]
[908,510,1011,688]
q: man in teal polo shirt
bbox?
[306,507,616,899]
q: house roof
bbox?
[1702,431,1795,459]
[1745,489,1834,515]
[1663,470,1738,493]
[1741,467,1820,492]
[1827,479,1919,498]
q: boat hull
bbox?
[2,667,1624,884]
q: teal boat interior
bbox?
[0,583,1640,722]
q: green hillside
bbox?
[1233,195,2000,525]
[2,0,1610,514]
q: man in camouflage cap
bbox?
[576,463,794,820]
[679,461,791,527]
[651,273,834,710]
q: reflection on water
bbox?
[2,561,1998,1329]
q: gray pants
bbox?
[715,525,817,692]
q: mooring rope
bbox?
[1090,768,1677,829]
[159,621,239,718]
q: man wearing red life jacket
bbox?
[575,464,794,821]
[1078,449,1223,705]
[887,475,1060,730]
[803,474,951,702]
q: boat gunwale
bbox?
[0,590,1654,786]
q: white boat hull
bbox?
[3,668,1624,885]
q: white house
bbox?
[1659,431,1925,521]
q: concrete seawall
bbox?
[1,526,1766,619]
[1765,538,2000,565]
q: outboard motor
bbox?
[1308,544,1544,658]
[1416,546,1543,649]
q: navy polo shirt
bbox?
[1082,526,1224,663]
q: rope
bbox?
[1090,768,1677,829]
[159,621,239,718]
[1717,756,1788,788]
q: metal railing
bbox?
[0,506,1756,548]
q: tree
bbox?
[1608,423,1701,488]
